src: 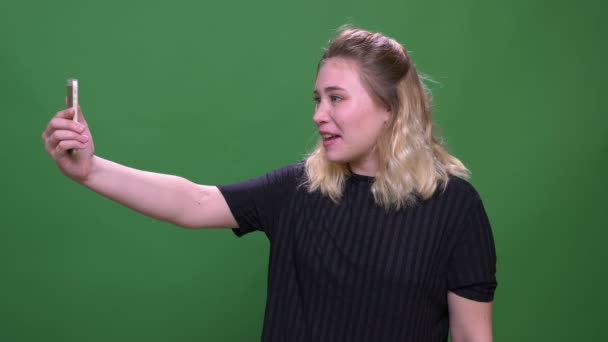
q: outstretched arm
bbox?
[42,106,237,229]
[82,156,237,228]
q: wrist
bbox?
[79,155,102,188]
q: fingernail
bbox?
[82,134,89,140]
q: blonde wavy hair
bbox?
[304,26,470,209]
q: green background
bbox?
[1,0,606,340]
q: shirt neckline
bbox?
[349,172,376,183]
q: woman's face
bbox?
[313,58,390,176]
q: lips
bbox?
[321,133,339,140]
[320,131,341,147]
[320,130,340,140]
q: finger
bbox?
[47,116,86,135]
[47,129,89,149]
[44,134,55,154]
[44,108,73,140]
[54,103,87,121]
[43,121,84,150]
[55,107,76,119]
[55,139,88,156]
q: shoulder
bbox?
[426,176,485,217]
[258,162,306,190]
[217,162,305,197]
[267,162,305,181]
[442,176,481,199]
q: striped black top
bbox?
[218,163,497,342]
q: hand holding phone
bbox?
[42,78,94,180]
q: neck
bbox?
[348,157,379,176]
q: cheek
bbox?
[332,99,387,140]
[334,103,365,131]
[340,110,385,141]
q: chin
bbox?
[324,150,353,164]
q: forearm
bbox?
[80,156,204,227]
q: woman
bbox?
[42,27,497,342]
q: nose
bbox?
[313,103,329,126]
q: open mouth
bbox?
[321,133,340,145]
[322,133,339,140]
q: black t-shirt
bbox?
[218,163,497,342]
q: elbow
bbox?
[171,181,214,229]
[175,219,202,229]
[171,219,195,229]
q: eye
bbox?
[330,95,342,103]
[313,96,320,105]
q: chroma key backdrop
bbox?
[0,0,606,341]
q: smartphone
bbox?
[66,78,79,154]
[67,78,78,123]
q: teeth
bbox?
[322,134,334,139]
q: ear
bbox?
[382,108,392,125]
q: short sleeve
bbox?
[217,164,302,239]
[446,193,498,302]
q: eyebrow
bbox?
[313,86,347,95]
